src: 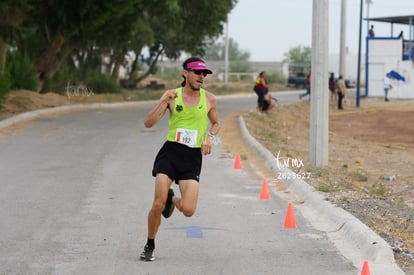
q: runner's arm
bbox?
[207,93,220,136]
[201,93,220,155]
[144,89,177,128]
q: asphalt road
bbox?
[0,91,360,275]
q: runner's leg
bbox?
[173,179,199,217]
[147,173,172,239]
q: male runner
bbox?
[140,57,220,261]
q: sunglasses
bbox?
[188,70,208,77]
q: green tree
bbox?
[0,1,37,73]
[0,0,237,92]
[203,37,250,61]
[130,0,237,84]
[283,45,311,64]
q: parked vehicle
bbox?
[287,73,307,89]
[287,74,356,89]
[287,63,310,89]
[344,78,356,88]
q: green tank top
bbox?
[166,87,209,148]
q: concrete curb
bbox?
[237,115,406,275]
[0,101,149,129]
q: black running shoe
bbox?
[162,188,175,218]
[140,245,155,262]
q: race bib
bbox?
[175,128,198,147]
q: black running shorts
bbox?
[152,141,202,183]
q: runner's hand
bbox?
[161,89,178,104]
[201,136,212,155]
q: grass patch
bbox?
[315,183,340,193]
[312,168,329,178]
[352,170,368,182]
[368,183,389,197]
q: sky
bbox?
[227,0,414,61]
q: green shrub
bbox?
[315,183,339,193]
[43,67,75,94]
[6,51,38,91]
[86,74,121,94]
[42,71,66,94]
[42,58,90,94]
[353,170,368,182]
[230,60,252,73]
[0,72,11,108]
[368,183,388,197]
[266,70,287,85]
[155,67,181,82]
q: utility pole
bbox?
[339,0,347,77]
[356,0,363,107]
[224,22,229,84]
[310,0,329,167]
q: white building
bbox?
[365,15,414,99]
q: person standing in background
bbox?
[254,71,268,112]
[337,75,346,110]
[329,72,337,105]
[369,25,375,37]
[299,73,311,100]
[384,73,392,102]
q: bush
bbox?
[6,51,38,91]
[0,72,11,108]
[155,67,181,82]
[266,70,287,85]
[86,74,121,94]
[43,66,77,94]
[230,60,252,73]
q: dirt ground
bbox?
[1,90,413,274]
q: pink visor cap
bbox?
[186,61,213,74]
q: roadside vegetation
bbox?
[0,1,238,103]
[1,2,316,110]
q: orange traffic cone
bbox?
[360,261,370,275]
[233,154,242,170]
[283,203,297,228]
[260,179,270,200]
